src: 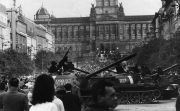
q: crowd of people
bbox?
[0,73,119,111]
[0,60,179,111]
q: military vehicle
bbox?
[77,53,162,104]
[49,50,179,104]
[154,64,180,100]
[78,57,180,104]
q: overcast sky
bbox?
[1,0,162,20]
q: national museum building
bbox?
[34,0,154,61]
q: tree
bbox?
[132,37,180,71]
[0,49,34,77]
[132,38,166,69]
[34,50,63,73]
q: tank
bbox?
[77,53,163,105]
[112,73,161,104]
[79,57,180,105]
[50,50,179,104]
[155,64,180,100]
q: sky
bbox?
[1,0,162,20]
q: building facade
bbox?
[152,0,180,40]
[6,6,55,58]
[0,4,10,51]
[34,0,154,61]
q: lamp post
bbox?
[37,44,44,73]
[40,46,49,73]
[27,45,34,59]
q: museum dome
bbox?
[36,6,50,16]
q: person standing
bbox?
[0,77,29,111]
[0,82,6,94]
[84,80,118,111]
[29,74,64,111]
[176,87,180,111]
[53,96,65,111]
[62,83,81,111]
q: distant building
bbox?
[0,3,10,51]
[6,6,55,57]
[152,0,180,40]
[34,0,154,61]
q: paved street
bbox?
[115,98,176,111]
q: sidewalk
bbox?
[115,99,176,111]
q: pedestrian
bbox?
[0,77,29,111]
[0,82,6,94]
[84,80,118,111]
[56,87,66,102]
[53,96,65,111]
[176,87,180,111]
[62,83,81,111]
[29,74,64,111]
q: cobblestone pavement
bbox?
[115,98,176,111]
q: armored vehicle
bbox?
[77,53,163,104]
[79,56,180,104]
[49,50,179,104]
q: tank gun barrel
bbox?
[73,68,90,74]
[86,53,137,79]
[151,64,179,77]
[163,64,179,72]
[57,47,71,69]
[61,47,71,61]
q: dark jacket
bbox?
[61,92,81,111]
[0,91,28,111]
[176,95,180,111]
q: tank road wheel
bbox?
[153,90,161,100]
[118,93,129,104]
[141,92,153,104]
[129,92,140,104]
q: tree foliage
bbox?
[132,37,180,70]
[34,50,62,73]
[0,49,34,77]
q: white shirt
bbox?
[29,102,58,111]
[53,96,65,111]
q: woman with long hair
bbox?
[29,74,58,111]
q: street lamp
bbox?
[40,47,49,73]
[27,45,34,59]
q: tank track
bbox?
[116,89,161,104]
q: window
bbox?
[104,0,109,6]
[62,26,68,38]
[142,24,147,36]
[136,24,142,39]
[74,26,78,38]
[110,0,115,6]
[105,25,109,40]
[124,24,130,40]
[68,26,73,38]
[110,24,116,39]
[119,24,123,40]
[96,0,103,6]
[85,26,90,38]
[57,27,62,41]
[99,25,104,40]
[131,24,135,40]
[79,26,84,37]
